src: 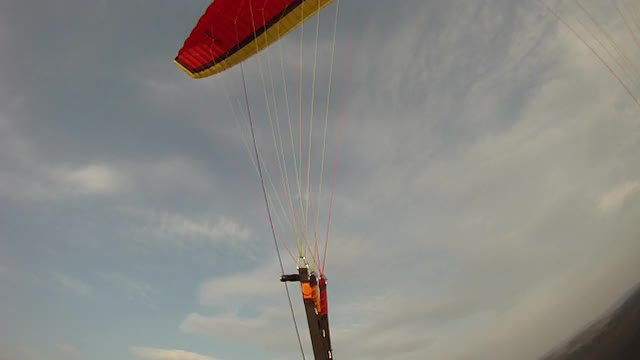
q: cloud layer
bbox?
[1,1,639,360]
[131,347,221,360]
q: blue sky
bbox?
[1,1,640,359]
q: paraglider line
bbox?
[617,1,640,51]
[574,0,638,86]
[538,0,640,108]
[240,60,306,360]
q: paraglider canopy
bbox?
[174,0,335,78]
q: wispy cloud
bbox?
[123,207,252,246]
[126,155,219,197]
[174,2,640,359]
[131,347,222,360]
[180,261,302,352]
[54,164,127,195]
[598,180,640,212]
[197,263,281,308]
[0,115,50,201]
[180,307,298,354]
[3,1,640,359]
[55,343,81,358]
[161,214,251,241]
[0,114,128,201]
[0,110,215,204]
[101,272,154,308]
[52,272,93,296]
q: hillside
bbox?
[541,282,640,360]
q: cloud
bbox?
[3,1,640,360]
[181,312,271,341]
[197,263,280,308]
[101,272,154,307]
[55,343,81,359]
[180,261,310,354]
[0,111,214,204]
[127,156,219,197]
[180,307,302,354]
[0,114,128,200]
[0,115,49,201]
[131,347,221,360]
[447,240,640,360]
[54,163,127,195]
[163,215,251,242]
[598,180,640,212]
[52,272,93,296]
[170,1,640,358]
[123,207,252,246]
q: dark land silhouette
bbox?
[540,282,640,360]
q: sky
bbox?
[1,0,640,359]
